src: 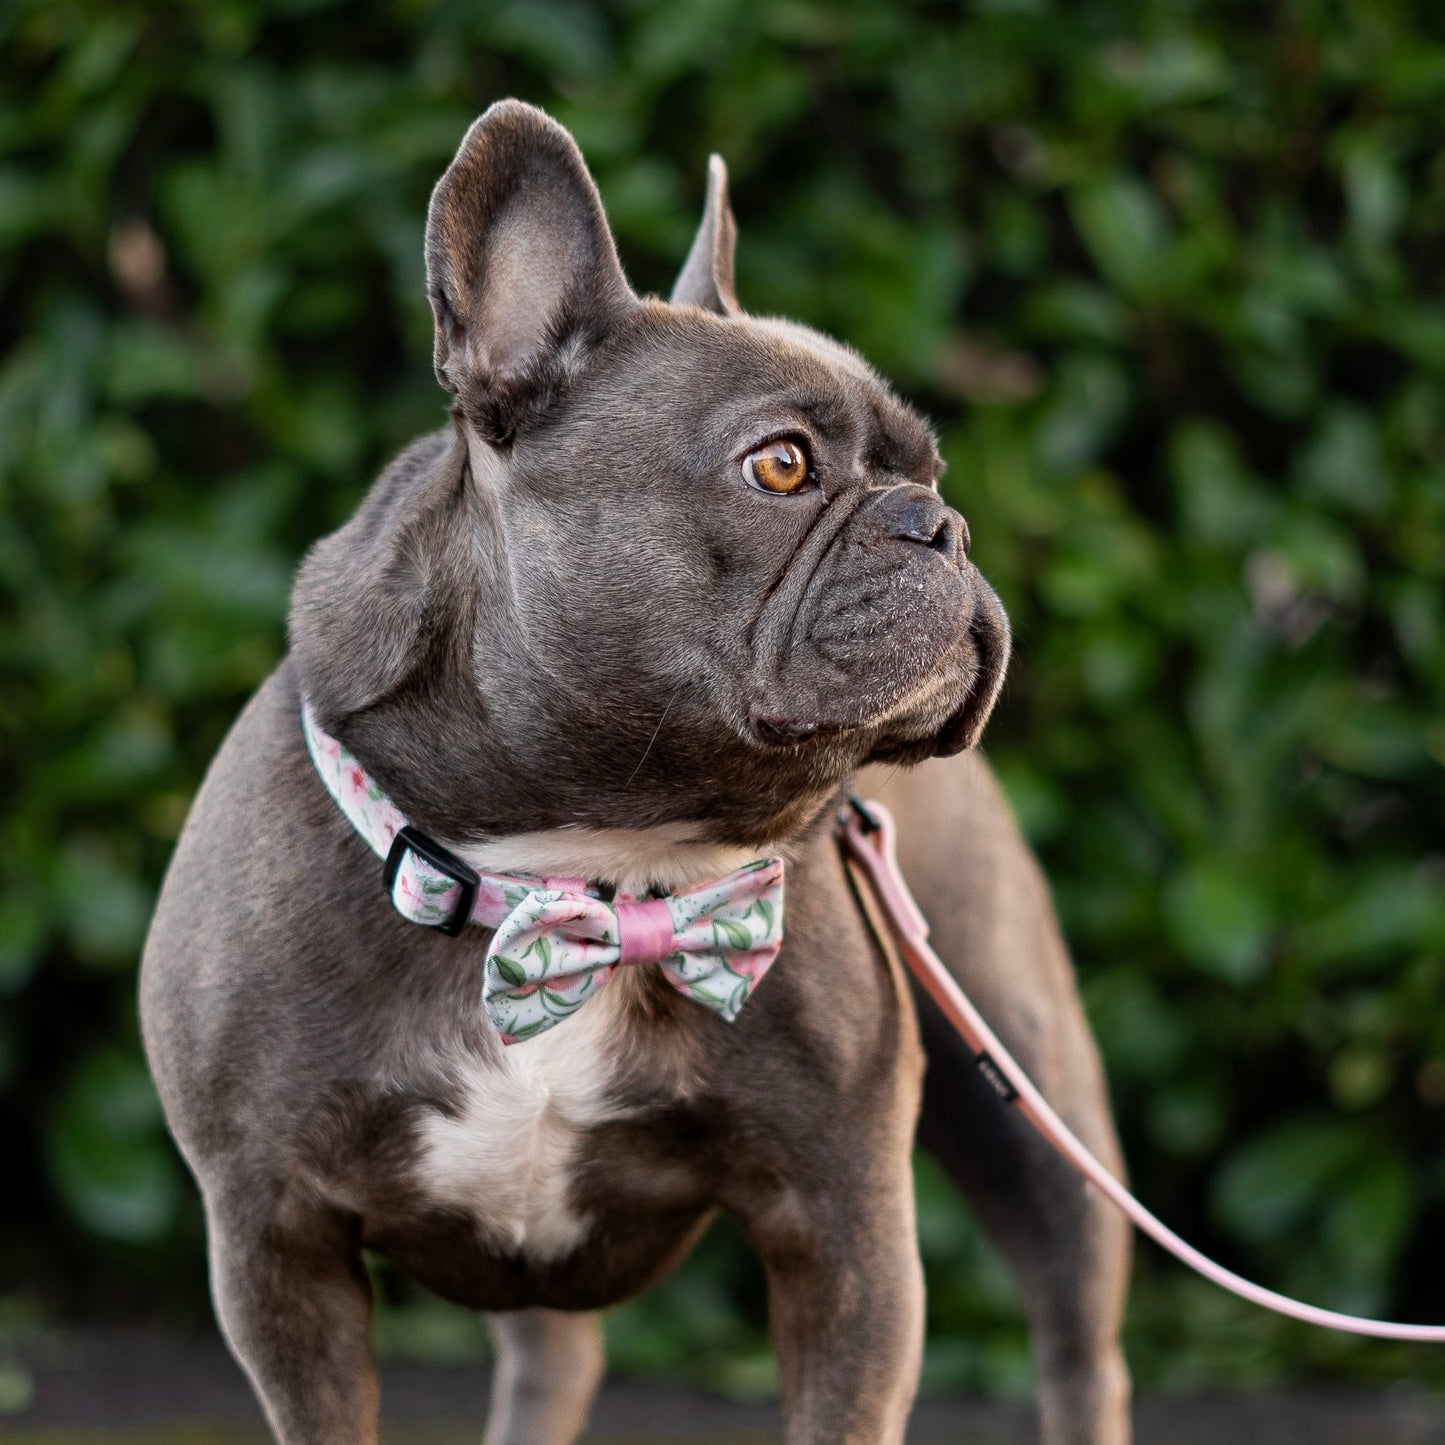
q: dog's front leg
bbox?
[739,1165,924,1445]
[204,1184,379,1445]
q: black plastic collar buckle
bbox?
[382,825,479,937]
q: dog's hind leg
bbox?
[483,1309,604,1445]
[864,759,1132,1445]
[204,1183,380,1445]
[914,979,1132,1445]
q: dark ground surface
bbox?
[2,1333,1443,1444]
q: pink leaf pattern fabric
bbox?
[301,702,784,1044]
[483,860,784,1043]
[302,701,541,927]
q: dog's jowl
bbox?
[141,101,1131,1445]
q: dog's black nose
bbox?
[878,486,967,558]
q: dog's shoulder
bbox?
[290,427,468,719]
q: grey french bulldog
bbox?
[141,100,1131,1444]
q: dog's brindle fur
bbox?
[141,102,1130,1444]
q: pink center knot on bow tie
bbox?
[615,895,676,967]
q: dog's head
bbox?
[293,101,1008,849]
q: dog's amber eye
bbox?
[743,438,812,494]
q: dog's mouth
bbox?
[748,712,847,748]
[744,672,951,755]
[746,583,1010,760]
[929,587,1011,756]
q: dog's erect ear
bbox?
[426,100,637,442]
[670,155,740,316]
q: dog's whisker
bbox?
[623,683,681,791]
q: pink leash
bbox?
[839,797,1445,1342]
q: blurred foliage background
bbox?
[2,0,1444,1413]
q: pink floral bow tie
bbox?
[481,861,782,1043]
[302,702,785,1044]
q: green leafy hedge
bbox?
[3,0,1443,1397]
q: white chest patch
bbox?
[412,983,627,1261]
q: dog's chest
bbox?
[410,988,625,1261]
[405,825,758,1262]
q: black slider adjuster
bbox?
[382,825,480,937]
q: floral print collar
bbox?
[301,701,785,1043]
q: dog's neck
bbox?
[304,698,770,898]
[449,823,762,896]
